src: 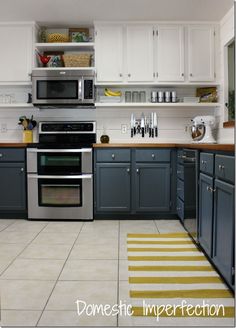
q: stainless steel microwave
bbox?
[32,69,95,107]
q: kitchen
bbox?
[0,0,235,327]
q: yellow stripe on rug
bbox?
[127,240,193,245]
[128,255,206,261]
[128,265,214,271]
[128,233,189,238]
[128,247,199,252]
[129,276,223,284]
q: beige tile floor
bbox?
[0,218,222,327]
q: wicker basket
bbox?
[47,33,69,43]
[62,54,91,67]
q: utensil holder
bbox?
[23,130,33,143]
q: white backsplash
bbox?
[0,104,220,144]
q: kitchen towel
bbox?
[126,232,234,326]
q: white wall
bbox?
[217,6,235,143]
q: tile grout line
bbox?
[154,219,160,233]
[0,219,19,232]
[0,221,51,278]
[35,222,85,327]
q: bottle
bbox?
[100,126,109,143]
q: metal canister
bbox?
[171,91,177,103]
[151,91,157,103]
[165,91,171,103]
[158,91,164,103]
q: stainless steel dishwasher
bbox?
[176,149,199,241]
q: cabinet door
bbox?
[135,163,170,212]
[0,25,32,82]
[95,25,123,82]
[126,25,154,82]
[156,25,184,81]
[198,173,213,257]
[0,163,26,211]
[188,26,215,81]
[95,163,131,212]
[212,179,234,287]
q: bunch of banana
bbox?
[104,88,122,97]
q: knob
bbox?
[119,73,123,77]
[127,168,130,173]
[128,74,131,77]
[201,160,205,164]
[111,154,115,159]
[136,168,139,173]
[20,168,24,172]
[181,73,184,77]
[151,154,155,159]
[190,73,193,77]
[0,153,2,158]
[219,164,225,170]
[177,207,181,211]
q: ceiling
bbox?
[0,0,233,25]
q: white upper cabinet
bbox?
[156,25,184,82]
[95,25,123,82]
[188,25,215,82]
[126,25,154,82]
[0,24,33,83]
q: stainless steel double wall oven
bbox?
[27,122,96,220]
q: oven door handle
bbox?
[27,174,93,179]
[27,148,92,153]
[78,78,83,101]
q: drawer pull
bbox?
[126,168,130,173]
[219,164,225,170]
[0,153,2,158]
[201,160,206,164]
[111,154,115,159]
[20,168,24,172]
[177,170,182,174]
[151,154,155,158]
[207,186,215,193]
[177,188,182,191]
[136,168,139,173]
[177,207,181,211]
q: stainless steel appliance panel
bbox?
[27,174,93,220]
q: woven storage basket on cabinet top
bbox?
[62,54,91,67]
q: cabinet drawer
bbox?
[96,149,131,162]
[135,149,170,162]
[177,178,184,200]
[177,197,184,221]
[0,148,25,162]
[200,153,214,175]
[177,164,184,180]
[215,155,235,183]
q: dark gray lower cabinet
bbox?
[0,162,26,211]
[198,173,213,257]
[212,179,234,287]
[95,163,131,212]
[135,163,170,212]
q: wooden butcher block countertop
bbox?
[93,143,235,152]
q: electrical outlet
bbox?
[121,124,127,134]
[1,123,7,133]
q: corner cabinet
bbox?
[0,148,27,218]
[94,148,174,218]
[198,152,235,289]
[188,25,215,82]
[0,23,35,83]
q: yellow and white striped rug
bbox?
[127,232,235,326]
